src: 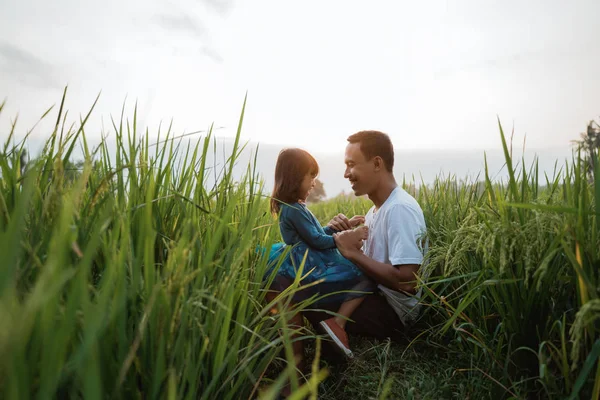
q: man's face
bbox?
[344,142,377,196]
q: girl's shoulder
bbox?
[280,201,303,210]
[279,202,306,217]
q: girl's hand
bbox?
[349,215,365,227]
[327,213,353,231]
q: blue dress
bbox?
[266,202,375,305]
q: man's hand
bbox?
[328,214,365,231]
[334,227,368,258]
[349,215,365,227]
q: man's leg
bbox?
[303,292,406,342]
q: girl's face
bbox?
[299,172,316,202]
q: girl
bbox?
[267,148,375,358]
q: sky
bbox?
[1,0,599,157]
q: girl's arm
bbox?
[323,226,336,235]
[288,207,337,250]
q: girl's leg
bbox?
[332,277,375,328]
[319,279,375,358]
[334,296,365,329]
[319,294,367,359]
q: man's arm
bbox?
[334,232,419,293]
[348,251,418,293]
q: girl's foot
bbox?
[319,318,354,358]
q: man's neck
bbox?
[368,176,398,209]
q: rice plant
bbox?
[0,91,325,400]
[2,89,599,399]
[413,121,599,398]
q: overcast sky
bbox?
[1,0,599,154]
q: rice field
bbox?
[1,92,598,399]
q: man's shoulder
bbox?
[386,188,424,215]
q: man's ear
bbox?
[373,156,383,171]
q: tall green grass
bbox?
[0,92,325,399]
[415,122,598,398]
[2,90,599,398]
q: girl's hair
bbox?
[270,148,319,215]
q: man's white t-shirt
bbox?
[362,187,428,325]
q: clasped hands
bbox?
[328,213,368,258]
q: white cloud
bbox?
[1,0,599,155]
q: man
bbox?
[305,130,428,347]
[275,130,427,398]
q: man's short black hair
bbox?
[347,130,394,172]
